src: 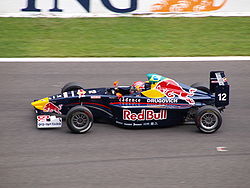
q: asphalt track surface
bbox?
[0,61,250,188]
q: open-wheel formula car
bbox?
[31,71,229,134]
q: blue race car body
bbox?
[31,71,229,134]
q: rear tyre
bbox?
[190,82,211,94]
[61,82,83,93]
[66,106,93,134]
[195,105,222,134]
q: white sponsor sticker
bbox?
[91,96,101,99]
[63,92,68,98]
[147,98,178,103]
[215,73,225,86]
[119,97,141,103]
[37,115,62,128]
[89,90,97,94]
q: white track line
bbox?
[1,12,250,18]
[0,57,250,63]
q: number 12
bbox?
[218,93,227,101]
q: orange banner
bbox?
[151,0,227,12]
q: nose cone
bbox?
[31,97,49,110]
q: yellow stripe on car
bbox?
[141,89,165,98]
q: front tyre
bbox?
[195,105,222,134]
[66,106,93,134]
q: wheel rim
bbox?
[71,112,90,130]
[200,112,218,130]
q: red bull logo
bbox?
[155,78,197,105]
[43,102,62,114]
[123,109,167,121]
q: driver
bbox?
[114,80,151,98]
[130,81,152,96]
[131,81,145,94]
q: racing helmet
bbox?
[131,81,145,92]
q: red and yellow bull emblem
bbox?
[31,97,62,114]
[43,103,62,114]
[151,0,227,12]
[142,78,197,105]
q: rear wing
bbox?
[210,71,230,107]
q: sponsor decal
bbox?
[124,123,133,126]
[215,72,227,86]
[116,120,158,126]
[63,92,68,98]
[37,115,62,128]
[150,122,158,126]
[88,90,97,94]
[77,89,86,98]
[151,0,227,12]
[147,98,178,103]
[115,120,123,125]
[90,96,101,99]
[119,97,141,103]
[142,76,196,105]
[43,102,62,114]
[56,94,62,98]
[22,0,137,13]
[211,76,227,84]
[155,79,197,105]
[51,94,62,99]
[132,123,143,126]
[37,115,50,122]
[123,109,167,121]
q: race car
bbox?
[31,71,229,134]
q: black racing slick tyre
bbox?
[195,105,222,134]
[190,82,211,94]
[66,106,93,134]
[61,82,83,93]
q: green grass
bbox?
[0,17,249,57]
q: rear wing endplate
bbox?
[210,71,230,107]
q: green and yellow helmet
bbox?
[146,73,167,84]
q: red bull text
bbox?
[123,109,167,121]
